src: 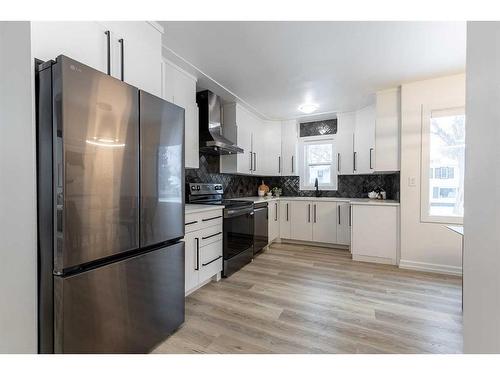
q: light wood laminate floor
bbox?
[153,242,463,354]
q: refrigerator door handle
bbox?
[104,30,111,75]
[118,38,124,81]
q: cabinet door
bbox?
[268,201,280,243]
[354,105,376,174]
[236,108,254,174]
[105,21,162,96]
[375,89,400,172]
[336,202,351,245]
[185,104,200,168]
[279,201,291,239]
[281,120,298,176]
[290,201,313,241]
[336,112,355,175]
[351,205,398,264]
[251,118,265,175]
[32,21,109,74]
[183,231,200,294]
[161,61,176,103]
[312,202,338,244]
[259,121,282,176]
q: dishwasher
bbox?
[253,202,269,255]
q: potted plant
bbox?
[272,187,282,197]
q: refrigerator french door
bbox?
[36,55,185,354]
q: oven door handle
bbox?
[224,207,254,218]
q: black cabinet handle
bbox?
[338,153,341,173]
[369,148,374,169]
[286,203,289,221]
[313,204,317,223]
[307,204,311,223]
[275,203,278,221]
[104,30,111,75]
[202,231,222,240]
[185,220,198,226]
[349,206,352,227]
[353,152,357,172]
[253,152,257,171]
[249,151,253,171]
[202,215,222,222]
[278,156,281,174]
[291,156,294,173]
[118,38,124,81]
[202,255,222,267]
[195,238,200,270]
[338,205,341,225]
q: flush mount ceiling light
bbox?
[298,103,319,114]
[86,137,125,148]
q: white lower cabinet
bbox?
[336,202,351,245]
[279,201,291,239]
[290,201,313,241]
[351,204,399,265]
[184,209,223,295]
[312,202,338,244]
[279,199,352,246]
[268,201,280,243]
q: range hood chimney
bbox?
[196,90,244,155]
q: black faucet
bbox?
[314,177,320,197]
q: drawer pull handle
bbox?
[202,255,222,267]
[195,238,200,271]
[202,215,222,222]
[202,232,222,240]
[185,220,198,226]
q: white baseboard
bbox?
[399,259,462,276]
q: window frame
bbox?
[298,135,338,191]
[420,105,465,224]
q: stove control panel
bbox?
[188,183,224,195]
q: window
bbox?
[421,106,465,223]
[298,137,338,190]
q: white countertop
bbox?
[228,196,399,206]
[185,204,224,214]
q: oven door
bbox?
[223,206,254,260]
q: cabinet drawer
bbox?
[199,225,223,248]
[185,210,223,233]
[199,240,223,283]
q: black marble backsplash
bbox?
[186,154,400,200]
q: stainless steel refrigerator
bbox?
[36,55,185,353]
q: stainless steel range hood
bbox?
[196,90,244,155]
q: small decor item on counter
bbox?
[272,187,282,197]
[368,191,379,199]
[258,180,269,197]
[266,192,273,198]
[368,189,387,200]
[380,190,387,200]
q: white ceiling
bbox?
[160,21,466,120]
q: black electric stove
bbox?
[187,183,254,277]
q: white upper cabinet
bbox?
[161,59,199,169]
[375,88,400,172]
[32,21,163,96]
[281,120,298,176]
[32,22,109,74]
[221,103,281,176]
[336,112,355,175]
[260,121,282,176]
[353,105,376,174]
[220,103,253,174]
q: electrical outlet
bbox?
[408,177,416,187]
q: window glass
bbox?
[299,138,337,190]
[428,110,465,218]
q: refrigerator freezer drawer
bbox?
[54,242,185,353]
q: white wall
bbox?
[463,21,500,353]
[399,74,465,275]
[0,22,37,353]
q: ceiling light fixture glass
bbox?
[298,103,319,114]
